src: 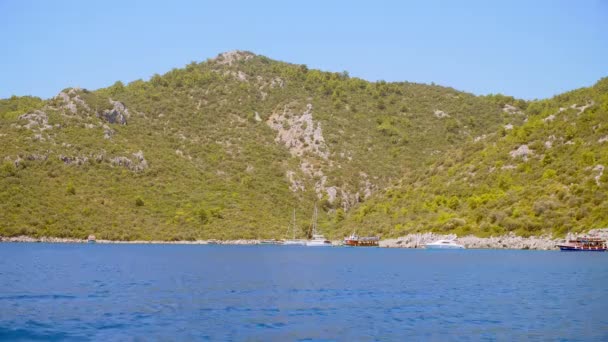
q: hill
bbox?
[1,51,603,240]
[339,78,608,238]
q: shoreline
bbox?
[0,236,262,245]
[2,229,606,250]
[2,229,607,250]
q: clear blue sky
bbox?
[1,0,606,100]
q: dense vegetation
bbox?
[339,78,608,238]
[1,51,605,240]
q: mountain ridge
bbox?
[1,51,606,240]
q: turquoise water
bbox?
[0,244,607,341]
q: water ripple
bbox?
[0,244,607,340]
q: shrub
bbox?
[66,182,76,195]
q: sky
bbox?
[1,0,607,100]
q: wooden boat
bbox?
[557,237,606,251]
[343,232,379,247]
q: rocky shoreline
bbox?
[2,229,607,250]
[0,236,262,245]
[380,229,608,250]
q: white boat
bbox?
[284,240,307,245]
[305,205,332,247]
[425,239,465,249]
[283,209,307,246]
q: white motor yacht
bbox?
[425,239,465,249]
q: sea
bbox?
[0,243,606,341]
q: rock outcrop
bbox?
[110,150,148,172]
[100,99,129,125]
[509,145,533,160]
[267,103,329,159]
[55,88,90,114]
[213,50,255,66]
[18,110,52,131]
[502,104,523,115]
[433,109,449,118]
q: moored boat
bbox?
[425,239,465,249]
[343,232,379,247]
[283,208,307,246]
[260,239,283,245]
[306,234,332,247]
[556,237,607,251]
[283,240,307,246]
[305,205,332,247]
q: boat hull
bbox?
[344,239,379,247]
[305,241,332,247]
[557,245,606,252]
[283,240,307,246]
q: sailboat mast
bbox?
[313,204,318,235]
[292,208,296,239]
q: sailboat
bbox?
[305,204,332,247]
[283,209,306,246]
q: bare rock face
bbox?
[503,104,523,115]
[433,109,449,118]
[509,145,533,160]
[59,154,89,166]
[100,99,129,125]
[214,50,255,66]
[267,103,329,159]
[543,114,556,123]
[110,150,148,172]
[586,228,608,240]
[593,164,604,186]
[19,110,52,131]
[102,124,115,139]
[55,88,90,114]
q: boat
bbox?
[343,231,379,247]
[283,209,306,246]
[305,205,332,247]
[259,239,283,245]
[425,239,465,249]
[87,234,96,244]
[557,237,607,251]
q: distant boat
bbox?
[557,237,606,251]
[260,239,283,245]
[87,235,96,244]
[305,204,332,247]
[343,231,379,247]
[425,239,465,249]
[284,209,306,246]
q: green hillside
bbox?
[340,78,608,238]
[1,51,603,240]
